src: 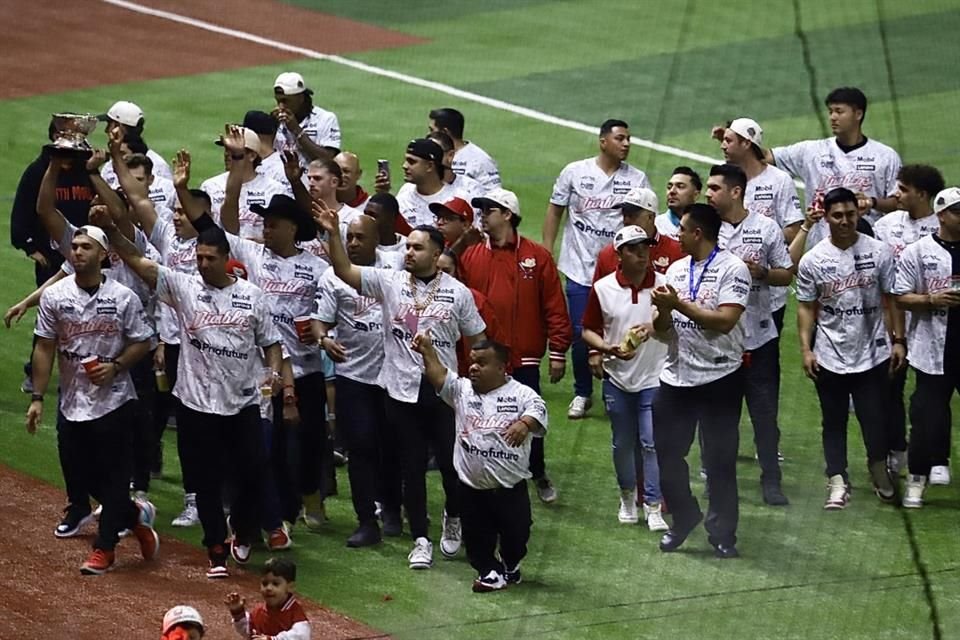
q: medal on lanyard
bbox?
[688,247,719,302]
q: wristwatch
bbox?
[31,393,44,403]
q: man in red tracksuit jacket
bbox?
[458,188,573,504]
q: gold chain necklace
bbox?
[408,272,443,311]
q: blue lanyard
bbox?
[688,247,719,302]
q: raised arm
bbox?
[220,125,248,235]
[312,200,362,292]
[106,128,157,238]
[36,161,67,245]
[90,205,159,289]
[281,149,313,214]
[411,332,447,391]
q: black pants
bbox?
[654,369,744,547]
[336,376,400,525]
[60,401,139,551]
[908,367,960,476]
[886,365,908,453]
[271,372,327,523]
[130,355,156,493]
[387,376,459,540]
[512,366,546,479]
[744,338,782,484]
[460,480,531,576]
[814,361,889,480]
[177,404,265,548]
[772,305,786,336]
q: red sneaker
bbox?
[267,524,292,551]
[80,548,115,575]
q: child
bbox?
[226,557,311,639]
[161,605,205,640]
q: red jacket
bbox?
[460,235,572,369]
[457,289,509,375]
[592,232,686,282]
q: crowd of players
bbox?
[7,75,960,598]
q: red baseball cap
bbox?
[226,258,249,279]
[429,197,474,225]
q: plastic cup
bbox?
[294,316,312,344]
[155,369,170,393]
[81,355,99,375]
[260,366,274,398]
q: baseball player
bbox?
[98,100,172,183]
[28,222,159,575]
[655,167,702,241]
[273,71,341,164]
[428,107,501,190]
[543,118,651,419]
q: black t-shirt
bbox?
[932,234,960,368]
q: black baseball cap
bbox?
[242,110,278,136]
[250,195,317,242]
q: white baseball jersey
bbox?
[772,137,901,222]
[100,149,173,185]
[448,173,486,228]
[451,142,501,191]
[873,210,939,262]
[746,165,803,310]
[718,212,794,350]
[658,249,750,387]
[256,151,290,188]
[396,182,465,229]
[550,158,651,285]
[439,371,548,490]
[360,268,486,403]
[201,173,291,242]
[892,234,958,375]
[148,218,197,345]
[796,234,896,374]
[35,275,154,422]
[227,234,326,379]
[379,234,407,253]
[157,266,281,415]
[654,211,681,241]
[274,105,342,166]
[588,271,668,392]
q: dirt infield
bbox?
[0,0,425,100]
[0,464,384,639]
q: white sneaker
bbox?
[440,511,462,558]
[902,475,925,509]
[408,537,433,570]
[567,395,592,419]
[643,502,669,532]
[929,465,951,486]
[888,450,908,477]
[618,489,638,524]
[171,494,199,527]
[824,474,850,510]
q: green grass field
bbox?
[2,1,960,638]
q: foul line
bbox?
[102,0,722,166]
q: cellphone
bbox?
[377,158,390,180]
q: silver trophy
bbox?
[44,113,98,158]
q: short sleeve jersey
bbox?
[156,266,281,415]
[275,104,342,166]
[227,234,326,378]
[359,269,486,402]
[451,142,501,191]
[892,235,956,375]
[149,218,197,345]
[395,182,464,229]
[659,250,750,387]
[35,275,154,422]
[718,212,794,350]
[772,137,902,222]
[795,234,896,374]
[550,158,651,285]
[439,372,548,490]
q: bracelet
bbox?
[799,225,811,233]
[893,337,907,346]
[230,153,245,160]
[31,393,44,403]
[870,196,878,209]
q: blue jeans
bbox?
[603,380,661,504]
[565,279,593,398]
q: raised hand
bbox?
[172,149,191,188]
[86,149,107,172]
[310,199,339,234]
[221,124,247,157]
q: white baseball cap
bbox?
[162,605,205,635]
[933,187,960,213]
[101,101,144,127]
[215,127,261,157]
[614,186,659,213]
[472,188,521,217]
[274,72,312,96]
[728,117,763,147]
[614,225,655,250]
[75,225,110,252]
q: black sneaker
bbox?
[346,522,382,548]
[54,505,94,538]
[472,570,507,593]
[381,510,403,537]
[504,565,522,585]
[762,483,789,506]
